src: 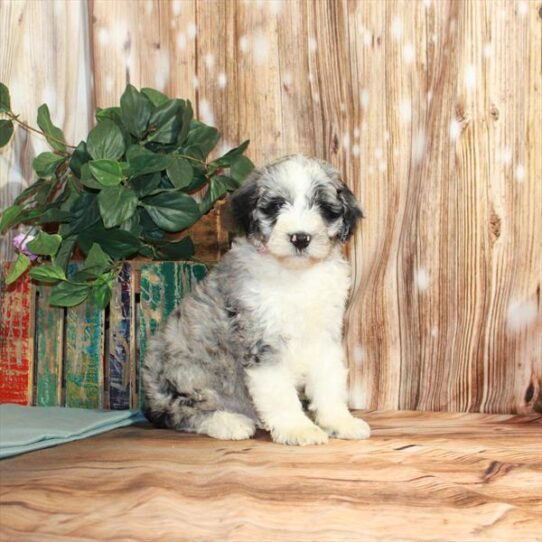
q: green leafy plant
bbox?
[0,83,254,307]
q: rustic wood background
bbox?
[0,0,540,414]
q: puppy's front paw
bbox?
[319,416,371,440]
[271,423,329,446]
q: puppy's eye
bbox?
[259,198,286,216]
[319,201,342,221]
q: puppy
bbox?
[142,155,370,445]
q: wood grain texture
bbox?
[107,262,135,410]
[1,0,540,414]
[1,410,541,542]
[34,284,64,407]
[64,265,104,409]
[138,262,207,407]
[0,264,35,405]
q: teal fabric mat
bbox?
[0,404,146,459]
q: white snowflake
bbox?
[465,64,476,89]
[145,0,153,15]
[352,144,360,157]
[252,33,270,65]
[449,118,461,140]
[515,164,525,182]
[309,37,317,52]
[340,102,347,113]
[191,75,199,89]
[342,133,351,151]
[154,50,170,91]
[374,147,383,160]
[403,42,415,64]
[187,23,197,38]
[217,73,227,89]
[501,147,513,166]
[204,53,215,69]
[352,344,366,367]
[361,89,369,110]
[400,100,412,123]
[199,99,214,126]
[172,0,182,16]
[378,161,386,173]
[282,71,293,86]
[423,0,432,8]
[391,17,403,40]
[239,35,250,53]
[431,326,438,338]
[105,75,114,93]
[176,32,186,50]
[517,1,528,16]
[414,268,430,291]
[483,42,492,58]
[363,30,372,47]
[97,27,110,46]
[413,129,426,164]
[312,92,320,104]
[507,299,537,332]
[353,127,361,139]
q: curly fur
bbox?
[142,155,370,445]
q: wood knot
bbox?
[489,104,499,121]
[489,211,501,239]
[331,134,339,154]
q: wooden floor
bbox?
[1,411,541,542]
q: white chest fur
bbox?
[234,242,350,379]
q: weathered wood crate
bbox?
[0,261,207,410]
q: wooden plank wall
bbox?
[0,0,540,414]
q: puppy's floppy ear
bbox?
[229,176,259,235]
[317,159,364,243]
[337,183,364,243]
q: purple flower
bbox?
[12,233,38,261]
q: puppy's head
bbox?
[230,155,363,266]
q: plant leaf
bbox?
[97,185,138,228]
[87,119,125,160]
[29,263,66,283]
[0,204,23,233]
[92,277,113,310]
[62,192,100,235]
[155,236,195,260]
[199,175,238,214]
[210,140,250,169]
[166,155,193,189]
[6,254,31,284]
[120,84,153,138]
[146,99,183,144]
[126,145,171,176]
[26,230,62,256]
[177,100,193,145]
[0,83,11,113]
[78,225,141,259]
[53,236,76,270]
[182,120,220,158]
[69,140,92,178]
[49,281,91,307]
[130,172,161,197]
[32,152,64,177]
[37,104,66,153]
[0,119,14,148]
[141,191,200,232]
[89,159,124,186]
[230,155,255,185]
[141,88,169,107]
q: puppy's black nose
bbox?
[289,232,311,250]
